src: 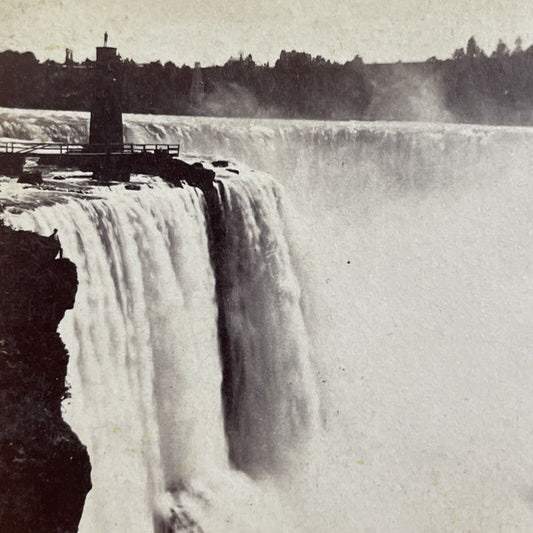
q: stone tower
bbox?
[89,34,123,147]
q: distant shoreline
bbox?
[2,38,533,126]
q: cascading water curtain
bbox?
[4,174,321,532]
[6,184,225,533]
[213,174,320,477]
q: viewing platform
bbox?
[0,140,216,187]
[0,141,179,157]
[0,142,181,182]
[0,36,215,187]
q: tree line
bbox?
[442,36,533,124]
[0,49,371,120]
[1,37,533,124]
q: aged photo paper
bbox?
[1,1,533,532]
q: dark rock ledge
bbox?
[0,223,91,533]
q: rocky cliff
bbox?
[0,223,91,533]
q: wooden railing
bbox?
[0,142,180,156]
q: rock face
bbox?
[0,223,91,533]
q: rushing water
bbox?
[3,108,533,532]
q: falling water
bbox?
[3,170,316,532]
[213,175,320,476]
[7,185,223,531]
[3,107,533,531]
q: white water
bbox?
[3,169,312,532]
[215,176,320,476]
[7,185,222,531]
[3,108,533,531]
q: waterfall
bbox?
[4,108,533,531]
[0,108,89,142]
[213,175,319,476]
[6,185,218,531]
[4,172,315,532]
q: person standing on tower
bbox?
[104,31,108,47]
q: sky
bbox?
[1,0,533,66]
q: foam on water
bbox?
[3,108,533,531]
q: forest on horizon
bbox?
[1,36,533,125]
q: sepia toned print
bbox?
[1,1,533,532]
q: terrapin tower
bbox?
[89,33,123,147]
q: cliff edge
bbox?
[0,223,91,533]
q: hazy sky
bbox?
[2,0,533,66]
